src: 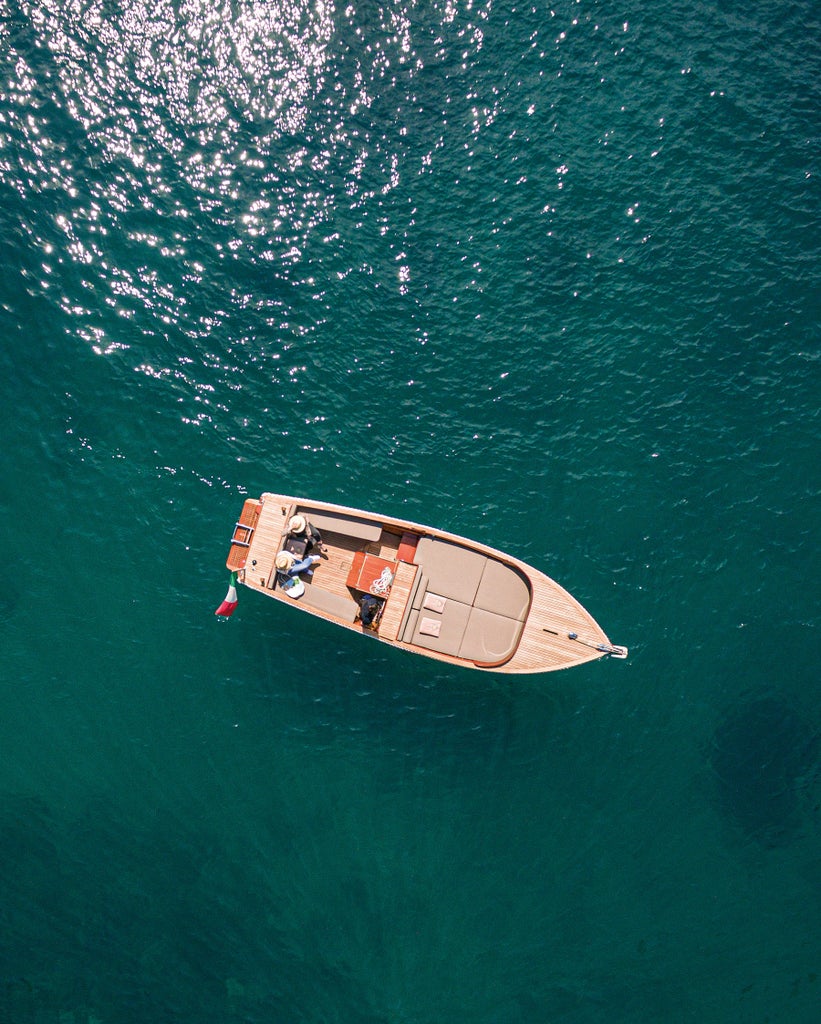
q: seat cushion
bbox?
[300,584,360,622]
[413,538,487,605]
[474,559,531,621]
[410,599,471,656]
[397,532,419,563]
[296,507,382,542]
[458,608,525,665]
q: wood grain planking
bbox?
[228,493,620,674]
[379,562,418,642]
[507,572,607,670]
[309,533,364,597]
[226,499,262,570]
[240,498,290,590]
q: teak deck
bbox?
[225,493,626,674]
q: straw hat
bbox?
[275,550,295,570]
[289,514,306,534]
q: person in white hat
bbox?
[275,550,296,572]
[288,514,328,556]
[288,514,307,534]
[276,547,320,580]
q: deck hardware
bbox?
[567,633,628,658]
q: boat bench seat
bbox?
[299,583,360,623]
[296,507,382,543]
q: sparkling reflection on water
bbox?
[4,0,492,285]
[2,0,495,433]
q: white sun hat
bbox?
[281,576,305,599]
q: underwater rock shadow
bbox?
[709,694,819,848]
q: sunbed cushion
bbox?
[413,538,487,605]
[422,592,447,613]
[410,599,471,655]
[458,608,525,665]
[473,559,531,621]
[402,607,420,642]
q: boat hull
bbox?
[223,493,626,673]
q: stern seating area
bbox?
[284,505,380,620]
[295,507,382,543]
[399,537,531,666]
[267,504,378,622]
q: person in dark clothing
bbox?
[288,514,328,556]
[358,594,382,628]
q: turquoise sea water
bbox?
[1,0,819,1021]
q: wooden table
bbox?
[346,552,398,596]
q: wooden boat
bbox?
[222,493,627,673]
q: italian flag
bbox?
[215,572,239,617]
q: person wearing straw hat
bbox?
[276,548,320,579]
[274,550,300,598]
[275,550,296,575]
[288,514,328,557]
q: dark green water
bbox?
[1,1,819,1021]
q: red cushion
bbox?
[397,532,419,563]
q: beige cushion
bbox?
[414,538,487,605]
[474,559,531,621]
[411,600,471,655]
[412,574,429,609]
[300,585,359,622]
[419,617,441,637]
[401,607,420,642]
[296,507,382,542]
[458,608,525,665]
